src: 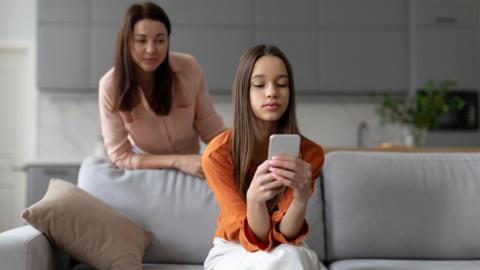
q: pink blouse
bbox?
[99,52,225,169]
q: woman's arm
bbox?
[135,154,204,178]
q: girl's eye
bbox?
[135,39,146,43]
[252,84,265,88]
[277,83,288,87]
[157,39,165,43]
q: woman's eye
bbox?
[157,39,165,43]
[277,83,288,87]
[252,84,265,88]
[135,39,146,43]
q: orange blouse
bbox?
[202,129,324,252]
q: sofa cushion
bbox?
[323,152,480,261]
[71,263,203,270]
[329,259,480,270]
[22,179,152,270]
[77,156,219,264]
[304,179,326,261]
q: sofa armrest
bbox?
[0,225,70,270]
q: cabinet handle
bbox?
[43,169,69,176]
[435,17,457,24]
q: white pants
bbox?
[204,237,327,270]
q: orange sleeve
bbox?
[271,211,309,245]
[202,142,276,252]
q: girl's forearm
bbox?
[279,199,307,240]
[246,200,271,242]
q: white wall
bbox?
[0,0,37,161]
[0,0,36,40]
[0,0,37,231]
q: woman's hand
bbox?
[173,154,204,178]
[268,155,312,205]
[246,160,285,204]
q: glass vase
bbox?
[402,125,427,147]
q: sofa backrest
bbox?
[78,156,218,264]
[323,151,480,262]
[78,156,326,264]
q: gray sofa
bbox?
[1,152,480,270]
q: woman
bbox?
[202,44,326,269]
[99,2,225,177]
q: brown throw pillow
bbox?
[22,179,152,270]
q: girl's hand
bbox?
[173,154,204,178]
[247,160,285,204]
[268,155,312,205]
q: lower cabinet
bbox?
[23,164,80,207]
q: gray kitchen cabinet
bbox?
[415,0,478,88]
[253,0,317,92]
[37,0,91,91]
[317,0,409,93]
[417,28,478,88]
[159,0,252,25]
[171,28,252,92]
[36,0,479,94]
[163,0,253,93]
[38,25,90,90]
[320,31,409,93]
[255,29,317,92]
[254,0,315,27]
[318,0,408,27]
[90,25,117,86]
[24,164,80,206]
[416,0,478,27]
[38,0,89,23]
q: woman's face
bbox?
[249,55,290,123]
[130,19,169,74]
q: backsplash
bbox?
[37,92,403,163]
[38,93,102,162]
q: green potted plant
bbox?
[376,80,464,147]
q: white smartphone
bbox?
[268,134,301,160]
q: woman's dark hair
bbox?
[232,44,299,202]
[112,2,173,115]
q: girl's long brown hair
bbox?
[232,44,299,202]
[111,2,173,115]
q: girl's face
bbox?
[130,19,169,74]
[249,55,290,123]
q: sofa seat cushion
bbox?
[329,259,480,270]
[71,263,203,270]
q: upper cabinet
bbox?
[37,0,479,94]
[254,0,317,92]
[162,0,253,93]
[416,0,477,26]
[317,0,409,93]
[318,0,408,27]
[37,0,91,90]
[415,0,479,89]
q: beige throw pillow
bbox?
[22,179,152,270]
